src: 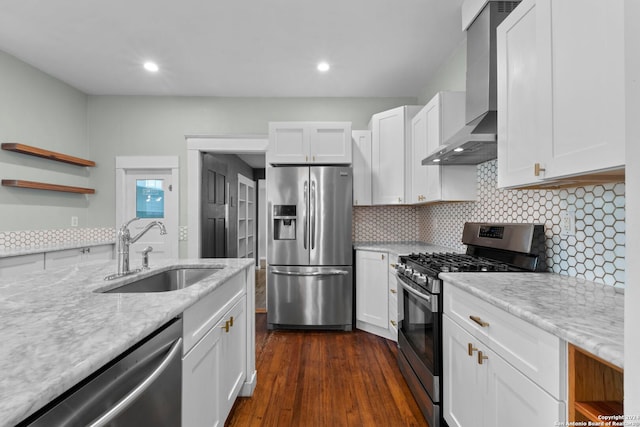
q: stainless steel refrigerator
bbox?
[267,166,353,331]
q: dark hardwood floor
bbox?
[225,314,427,427]
[255,269,266,312]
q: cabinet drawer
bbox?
[183,272,245,354]
[444,284,563,399]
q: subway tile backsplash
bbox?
[355,160,625,288]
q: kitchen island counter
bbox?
[440,272,624,368]
[0,258,254,426]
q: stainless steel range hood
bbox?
[422,1,520,166]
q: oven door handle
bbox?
[399,279,432,304]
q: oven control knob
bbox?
[412,271,421,281]
[416,274,427,286]
[397,263,406,273]
[404,268,414,277]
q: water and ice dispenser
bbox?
[273,205,297,240]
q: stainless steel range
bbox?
[395,222,546,427]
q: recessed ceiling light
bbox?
[433,159,441,162]
[144,61,159,72]
[317,62,330,72]
[453,147,464,152]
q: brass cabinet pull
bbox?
[469,315,490,328]
[390,263,397,268]
[390,289,397,294]
[468,343,478,356]
[534,163,546,176]
[221,321,230,333]
[398,197,402,203]
[306,155,309,162]
[229,316,234,327]
[313,155,316,162]
[381,254,385,260]
[478,351,489,365]
[390,320,397,327]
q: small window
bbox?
[136,179,164,218]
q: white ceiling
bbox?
[0,0,465,97]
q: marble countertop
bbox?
[353,241,457,257]
[440,272,624,368]
[0,239,115,258]
[0,258,254,426]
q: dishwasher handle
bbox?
[87,337,183,427]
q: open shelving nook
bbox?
[237,174,255,259]
[568,343,623,423]
[1,142,95,194]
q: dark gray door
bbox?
[201,154,227,258]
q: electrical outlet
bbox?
[71,216,78,227]
[560,210,575,236]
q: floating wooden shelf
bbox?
[1,180,95,194]
[1,143,95,167]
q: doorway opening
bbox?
[187,136,268,312]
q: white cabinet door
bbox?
[497,0,548,188]
[182,315,223,427]
[371,106,421,205]
[267,122,309,164]
[497,0,625,188]
[411,105,429,203]
[220,297,247,420]
[387,265,399,341]
[308,123,352,164]
[355,250,389,330]
[268,122,352,165]
[485,343,565,427]
[443,315,485,427]
[352,130,372,206]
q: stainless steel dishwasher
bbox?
[22,318,182,427]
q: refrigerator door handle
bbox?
[311,179,316,250]
[303,180,308,250]
[271,269,350,277]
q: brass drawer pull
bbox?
[390,320,397,327]
[221,321,230,333]
[478,351,489,365]
[469,315,490,328]
[229,316,234,327]
[534,163,546,176]
[468,343,478,356]
[390,289,397,294]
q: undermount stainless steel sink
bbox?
[101,267,221,293]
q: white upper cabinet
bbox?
[352,130,372,206]
[497,0,625,188]
[267,122,352,165]
[412,92,477,204]
[370,106,422,205]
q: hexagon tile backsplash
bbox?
[418,160,625,288]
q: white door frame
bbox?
[186,135,268,258]
[115,156,180,258]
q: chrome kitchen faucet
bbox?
[105,217,167,280]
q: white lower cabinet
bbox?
[183,296,246,427]
[182,269,252,427]
[443,285,566,427]
[355,250,397,341]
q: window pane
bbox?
[136,179,164,218]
